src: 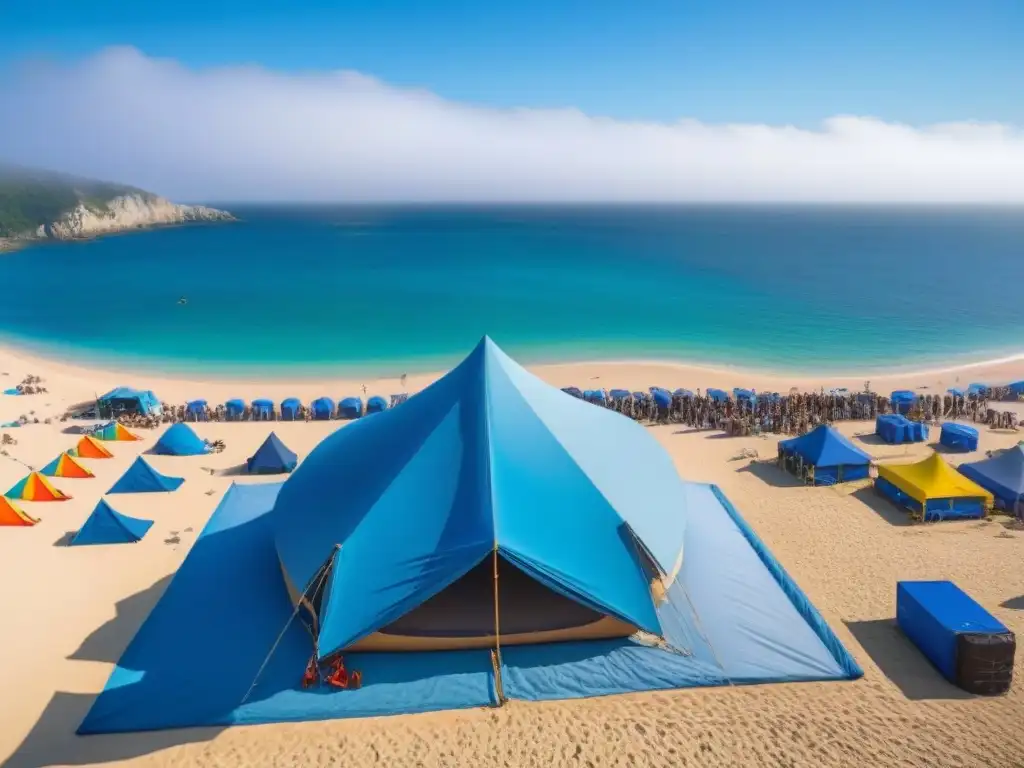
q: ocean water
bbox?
[0,205,1022,376]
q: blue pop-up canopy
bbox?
[280,398,302,421]
[151,423,209,456]
[706,388,729,402]
[247,433,298,474]
[71,499,153,545]
[779,425,871,484]
[311,397,335,420]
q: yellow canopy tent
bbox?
[875,453,993,522]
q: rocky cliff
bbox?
[42,194,233,240]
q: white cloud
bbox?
[2,46,1023,203]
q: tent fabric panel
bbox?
[77,483,497,734]
[488,341,687,578]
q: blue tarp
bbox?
[337,397,362,419]
[98,387,161,416]
[70,499,153,546]
[281,398,302,421]
[896,580,1008,683]
[108,457,185,494]
[151,423,209,457]
[959,445,1024,511]
[876,414,928,444]
[225,399,246,419]
[247,433,298,474]
[706,388,729,402]
[310,397,335,420]
[365,396,388,414]
[939,422,979,452]
[779,425,871,484]
[78,477,859,734]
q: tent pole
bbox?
[491,546,506,705]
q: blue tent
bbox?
[631,391,648,401]
[70,499,153,546]
[584,389,607,404]
[247,433,298,475]
[652,389,671,408]
[252,399,275,419]
[609,389,631,401]
[98,387,161,417]
[311,397,335,420]
[959,445,1024,511]
[560,386,584,399]
[280,398,302,421]
[939,422,979,452]
[673,388,694,398]
[706,388,729,402]
[78,338,859,734]
[947,387,965,397]
[225,399,246,420]
[967,383,988,396]
[890,390,918,414]
[337,397,362,419]
[365,395,388,414]
[876,414,928,444]
[151,423,209,457]
[1009,381,1024,397]
[186,399,208,421]
[778,425,871,485]
[108,457,185,494]
[733,388,756,404]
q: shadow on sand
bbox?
[1001,595,1024,610]
[844,619,973,701]
[849,486,914,527]
[736,460,804,488]
[4,576,224,768]
[52,531,75,547]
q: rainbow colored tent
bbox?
[71,500,153,546]
[40,452,95,479]
[94,422,141,442]
[74,435,114,459]
[6,471,70,501]
[108,457,184,494]
[0,496,38,526]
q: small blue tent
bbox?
[311,397,335,420]
[651,389,671,408]
[337,397,363,419]
[186,400,208,421]
[967,383,988,396]
[959,445,1024,512]
[225,399,246,420]
[876,414,928,444]
[609,389,631,401]
[733,388,756,404]
[108,457,185,494]
[246,432,298,474]
[151,423,209,457]
[947,387,965,397]
[778,425,871,485]
[939,422,979,452]
[365,395,388,414]
[584,389,607,405]
[673,388,694,398]
[281,398,302,421]
[98,387,161,417]
[631,391,647,401]
[560,386,584,399]
[252,399,275,419]
[891,390,918,414]
[706,388,729,402]
[70,499,153,546]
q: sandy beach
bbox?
[1,342,1023,768]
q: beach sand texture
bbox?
[0,345,1023,768]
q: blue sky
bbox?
[2,0,1022,125]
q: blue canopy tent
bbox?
[108,457,185,494]
[967,383,989,396]
[70,500,153,546]
[185,399,208,422]
[247,433,298,475]
[959,445,1024,513]
[252,399,275,420]
[98,387,161,418]
[308,397,333,420]
[939,423,979,452]
[947,387,965,397]
[631,391,648,401]
[733,388,756,404]
[280,398,302,421]
[778,425,871,485]
[151,423,209,457]
[706,388,729,403]
[891,390,918,414]
[608,389,631,401]
[584,389,608,405]
[77,336,860,734]
[337,397,362,419]
[365,396,388,415]
[876,414,928,444]
[651,389,671,408]
[648,386,671,395]
[673,388,694,398]
[225,399,246,420]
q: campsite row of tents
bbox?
[778,423,1024,521]
[186,396,391,421]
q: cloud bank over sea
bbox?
[2,47,1023,203]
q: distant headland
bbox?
[0,163,233,252]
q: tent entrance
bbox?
[349,555,638,652]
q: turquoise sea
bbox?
[0,205,1022,377]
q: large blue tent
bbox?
[151,423,209,457]
[778,425,871,484]
[959,445,1024,512]
[70,499,153,546]
[98,387,161,418]
[78,337,860,734]
[108,457,185,494]
[247,433,298,474]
